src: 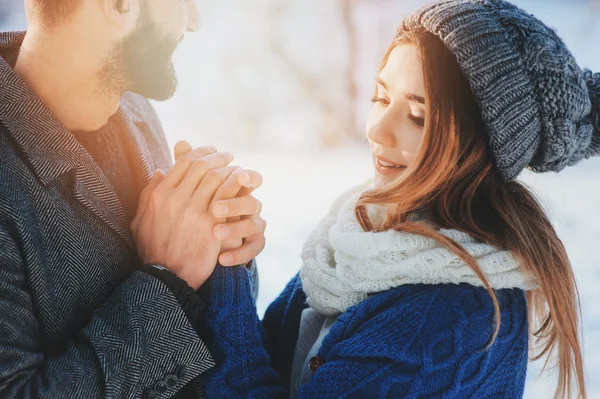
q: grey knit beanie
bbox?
[400,0,600,181]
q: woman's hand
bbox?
[174,141,266,267]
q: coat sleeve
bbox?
[0,225,215,398]
[199,266,529,399]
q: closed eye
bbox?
[408,114,425,128]
[371,96,390,106]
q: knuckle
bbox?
[219,152,233,162]
[199,145,217,153]
[192,158,208,171]
[255,199,263,213]
[226,166,238,176]
[253,218,264,232]
[178,155,195,168]
[205,169,221,180]
[169,195,187,211]
[149,188,164,203]
[248,238,260,254]
[185,204,204,220]
[215,168,231,181]
[256,234,266,250]
[218,168,231,177]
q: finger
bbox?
[213,169,263,201]
[177,153,236,197]
[161,145,219,188]
[212,168,245,201]
[131,169,166,231]
[238,169,263,191]
[213,216,266,241]
[174,140,193,160]
[192,166,238,209]
[220,237,243,253]
[219,233,266,267]
[211,196,262,219]
[237,170,263,198]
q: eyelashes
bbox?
[407,114,425,128]
[371,97,425,128]
[371,96,390,106]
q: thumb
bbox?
[174,140,193,160]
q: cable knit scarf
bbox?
[300,184,539,316]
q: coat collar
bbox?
[0,31,156,248]
[0,31,84,185]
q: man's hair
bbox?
[34,0,81,26]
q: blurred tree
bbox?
[340,0,361,144]
[0,0,10,25]
[0,0,26,30]
[264,0,363,147]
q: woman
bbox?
[199,0,597,397]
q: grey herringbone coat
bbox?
[0,32,215,398]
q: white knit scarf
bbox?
[300,183,539,316]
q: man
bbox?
[0,0,267,398]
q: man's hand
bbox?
[131,146,236,290]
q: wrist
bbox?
[140,264,207,324]
[142,260,206,291]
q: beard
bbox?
[101,6,182,101]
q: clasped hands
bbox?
[130,141,265,290]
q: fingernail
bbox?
[151,169,165,181]
[220,253,233,265]
[214,225,230,240]
[238,171,250,186]
[212,203,228,218]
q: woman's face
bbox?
[366,44,427,188]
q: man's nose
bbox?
[186,1,201,32]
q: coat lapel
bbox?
[113,106,154,189]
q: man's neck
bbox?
[14,26,121,132]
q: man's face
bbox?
[104,0,197,101]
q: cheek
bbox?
[153,0,187,34]
[400,129,424,163]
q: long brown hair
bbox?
[357,29,586,399]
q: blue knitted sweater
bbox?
[200,265,529,398]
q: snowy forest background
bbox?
[2,0,600,397]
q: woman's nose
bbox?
[367,118,397,148]
[186,1,201,32]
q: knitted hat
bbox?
[400,0,600,181]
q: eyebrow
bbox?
[376,77,389,91]
[403,93,425,105]
[376,77,425,105]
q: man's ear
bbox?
[103,0,139,35]
[116,0,130,13]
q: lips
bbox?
[374,156,406,175]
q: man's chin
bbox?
[146,85,178,101]
[130,76,178,101]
